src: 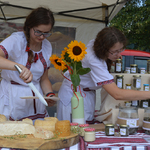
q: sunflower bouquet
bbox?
[50,40,91,92]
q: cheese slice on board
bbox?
[0,121,35,136]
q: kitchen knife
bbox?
[14,64,48,106]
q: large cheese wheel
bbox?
[34,127,54,139]
[55,120,71,137]
[0,121,35,136]
[44,117,58,123]
[34,119,56,132]
[0,114,7,122]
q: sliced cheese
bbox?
[0,121,35,136]
[34,127,54,139]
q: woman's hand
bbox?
[18,65,33,83]
[45,98,56,107]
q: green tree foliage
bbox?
[109,0,150,51]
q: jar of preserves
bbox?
[140,100,149,108]
[115,59,122,73]
[140,68,145,74]
[116,75,124,89]
[147,60,150,74]
[131,100,139,107]
[126,84,131,90]
[105,124,114,136]
[130,64,138,74]
[125,67,130,74]
[84,128,95,142]
[143,84,149,91]
[70,122,79,134]
[79,124,89,136]
[117,106,139,135]
[143,107,150,134]
[119,125,129,136]
[132,75,141,90]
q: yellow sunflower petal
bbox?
[61,47,68,59]
[50,54,64,71]
[67,40,87,62]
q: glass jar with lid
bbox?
[125,67,130,74]
[115,59,122,73]
[130,64,138,74]
[143,107,150,134]
[116,75,124,89]
[140,68,146,74]
[131,100,139,107]
[105,124,114,136]
[147,60,150,74]
[117,106,139,135]
[143,84,149,91]
[140,100,149,108]
[79,124,89,136]
[119,125,129,136]
[70,122,79,134]
[84,128,95,142]
[132,75,141,90]
[126,84,131,90]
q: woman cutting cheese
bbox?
[57,27,150,123]
[0,7,56,121]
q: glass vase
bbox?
[71,92,85,124]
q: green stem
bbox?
[73,61,77,92]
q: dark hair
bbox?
[23,7,55,64]
[93,27,127,71]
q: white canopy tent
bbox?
[0,0,128,45]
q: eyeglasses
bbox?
[109,48,125,55]
[33,28,52,37]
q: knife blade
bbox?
[14,65,48,106]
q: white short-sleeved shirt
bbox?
[57,39,114,121]
[0,31,52,120]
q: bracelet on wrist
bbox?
[46,92,55,97]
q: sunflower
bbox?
[61,47,71,63]
[50,54,66,71]
[67,40,87,62]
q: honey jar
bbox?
[79,124,89,136]
[115,59,122,73]
[119,125,129,136]
[130,64,138,74]
[116,75,124,89]
[84,128,95,142]
[105,124,114,136]
[132,75,141,90]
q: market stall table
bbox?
[64,128,150,150]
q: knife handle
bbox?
[14,65,22,74]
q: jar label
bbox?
[143,101,149,107]
[126,86,131,90]
[117,117,139,128]
[131,67,136,73]
[109,128,114,135]
[117,79,123,88]
[140,69,145,74]
[136,79,141,88]
[127,119,137,127]
[116,63,121,72]
[120,128,127,135]
[144,86,149,91]
[132,100,138,106]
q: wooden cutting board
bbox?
[0,133,79,150]
[89,123,105,131]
